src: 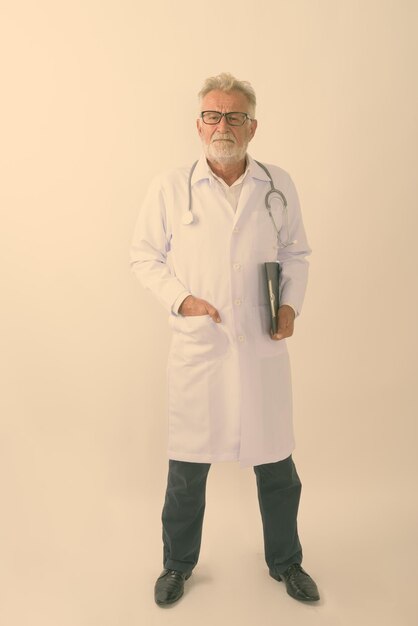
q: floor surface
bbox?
[2,461,416,626]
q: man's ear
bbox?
[249,119,258,141]
[196,118,203,137]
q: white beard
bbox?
[203,135,247,165]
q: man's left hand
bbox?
[271,305,295,341]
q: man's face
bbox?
[196,89,257,165]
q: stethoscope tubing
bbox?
[184,160,294,248]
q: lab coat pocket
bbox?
[251,304,287,357]
[169,314,230,362]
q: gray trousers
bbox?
[161,455,303,575]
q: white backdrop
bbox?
[1,1,417,625]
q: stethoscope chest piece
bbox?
[182,211,194,225]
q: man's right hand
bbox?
[179,295,221,323]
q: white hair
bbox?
[198,72,256,116]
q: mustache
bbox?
[211,132,236,143]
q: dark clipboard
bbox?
[264,262,281,335]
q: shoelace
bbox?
[284,564,306,580]
[160,570,184,591]
[167,570,183,577]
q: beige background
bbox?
[1,0,417,624]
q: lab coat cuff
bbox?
[281,303,298,318]
[172,291,193,316]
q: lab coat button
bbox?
[234,299,242,306]
[233,263,241,270]
[238,335,245,342]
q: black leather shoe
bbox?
[154,568,192,606]
[270,563,320,602]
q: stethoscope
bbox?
[182,160,296,248]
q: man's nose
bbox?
[217,114,230,130]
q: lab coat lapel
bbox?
[232,154,270,228]
[232,175,256,228]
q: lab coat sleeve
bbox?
[277,174,312,317]
[130,175,192,314]
[172,292,191,315]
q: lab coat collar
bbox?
[190,152,271,187]
[246,153,271,182]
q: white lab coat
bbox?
[130,153,311,468]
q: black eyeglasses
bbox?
[200,111,253,126]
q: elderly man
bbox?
[130,72,320,606]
